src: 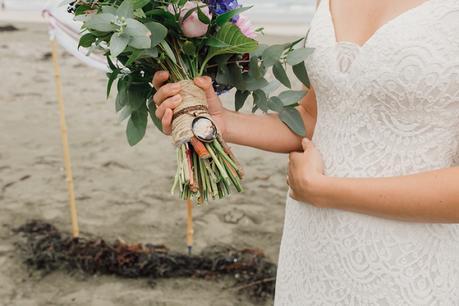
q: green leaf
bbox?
[160,41,177,64]
[251,44,268,57]
[292,61,310,88]
[115,80,128,112]
[235,90,250,111]
[286,48,314,66]
[102,6,117,14]
[253,90,268,112]
[268,96,284,112]
[262,80,281,95]
[243,77,269,91]
[248,57,262,79]
[107,71,119,98]
[148,100,163,131]
[183,41,196,55]
[215,6,252,26]
[126,108,148,146]
[110,34,129,57]
[125,18,151,49]
[197,6,211,24]
[125,49,142,66]
[273,61,291,88]
[85,13,116,32]
[279,107,306,137]
[132,0,150,9]
[144,22,168,48]
[117,0,134,18]
[133,8,147,18]
[262,44,286,67]
[78,33,96,48]
[278,90,306,106]
[206,23,258,59]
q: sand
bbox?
[0,21,303,306]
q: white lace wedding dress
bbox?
[274,0,459,305]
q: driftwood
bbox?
[14,220,276,301]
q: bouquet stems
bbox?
[171,137,243,203]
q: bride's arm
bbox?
[317,168,459,223]
[224,88,317,153]
[288,140,459,223]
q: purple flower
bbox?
[206,0,240,18]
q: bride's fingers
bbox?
[194,76,220,107]
[153,83,181,106]
[155,95,182,119]
[162,108,173,135]
[152,71,170,90]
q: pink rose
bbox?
[169,1,212,38]
[235,15,256,39]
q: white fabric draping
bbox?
[43,2,109,72]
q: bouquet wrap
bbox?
[172,80,213,146]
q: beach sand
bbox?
[0,22,304,306]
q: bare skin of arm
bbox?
[152,71,317,153]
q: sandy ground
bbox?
[0,22,303,306]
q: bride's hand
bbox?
[152,71,227,136]
[287,138,327,206]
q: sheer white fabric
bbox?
[274,0,459,305]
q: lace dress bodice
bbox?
[274,0,459,304]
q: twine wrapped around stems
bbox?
[172,80,213,146]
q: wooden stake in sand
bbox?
[50,37,80,238]
[186,199,193,255]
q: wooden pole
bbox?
[186,199,193,255]
[50,37,80,238]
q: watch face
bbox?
[192,117,217,143]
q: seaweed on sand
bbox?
[14,220,276,302]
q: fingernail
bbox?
[171,83,181,90]
[173,95,181,101]
[303,138,309,144]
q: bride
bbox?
[152,0,459,304]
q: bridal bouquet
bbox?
[68,0,312,203]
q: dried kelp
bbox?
[14,220,276,301]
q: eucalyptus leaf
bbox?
[110,34,129,57]
[248,57,262,79]
[286,48,314,66]
[102,6,117,14]
[292,61,310,88]
[253,90,268,112]
[278,90,306,106]
[262,44,286,67]
[251,44,268,57]
[273,61,291,88]
[144,22,168,48]
[85,13,117,32]
[279,107,306,136]
[117,0,134,18]
[243,77,269,91]
[125,18,151,49]
[267,96,284,112]
[235,90,250,111]
[127,108,148,146]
